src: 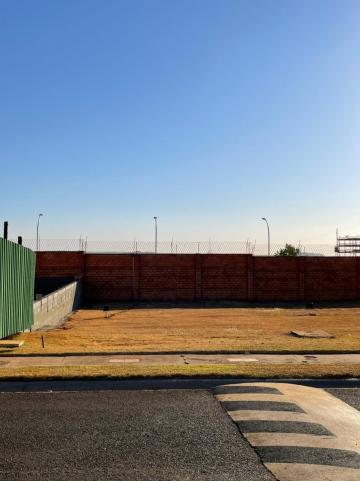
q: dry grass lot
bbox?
[1,363,360,381]
[8,306,360,355]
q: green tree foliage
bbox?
[275,243,301,256]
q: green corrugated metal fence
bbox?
[0,238,36,339]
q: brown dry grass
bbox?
[0,363,360,381]
[6,306,360,355]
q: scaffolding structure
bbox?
[335,232,360,255]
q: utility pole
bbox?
[261,217,270,256]
[36,213,43,251]
[154,216,158,254]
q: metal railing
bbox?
[11,239,346,256]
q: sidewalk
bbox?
[1,353,360,369]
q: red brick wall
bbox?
[36,252,84,278]
[253,257,301,301]
[138,254,196,300]
[84,254,134,301]
[304,257,359,301]
[35,252,360,302]
[201,255,249,300]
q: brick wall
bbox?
[36,252,360,302]
[253,257,302,301]
[36,251,84,278]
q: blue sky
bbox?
[1,0,360,244]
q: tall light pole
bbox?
[154,216,158,254]
[36,213,43,252]
[261,217,270,256]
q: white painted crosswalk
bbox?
[215,383,360,481]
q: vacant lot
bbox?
[7,306,360,355]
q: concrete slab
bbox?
[227,357,259,362]
[108,358,140,363]
[1,352,360,368]
[291,330,334,339]
[0,340,24,348]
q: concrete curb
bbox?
[1,377,360,392]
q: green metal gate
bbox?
[0,238,36,338]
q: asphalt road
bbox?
[1,386,359,481]
[327,388,360,411]
[0,390,276,481]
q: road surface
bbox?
[0,383,359,481]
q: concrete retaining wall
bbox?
[33,281,81,331]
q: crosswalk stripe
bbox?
[229,411,315,422]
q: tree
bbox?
[275,243,301,256]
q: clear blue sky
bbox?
[1,0,360,243]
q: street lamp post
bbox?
[154,216,158,254]
[36,213,43,252]
[261,217,270,256]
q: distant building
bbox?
[335,234,360,255]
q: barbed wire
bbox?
[10,239,349,256]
